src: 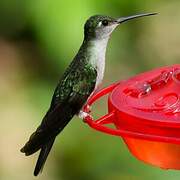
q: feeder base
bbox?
[123,137,180,170]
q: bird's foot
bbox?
[78,110,92,122]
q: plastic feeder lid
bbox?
[84,65,180,144]
[84,65,180,170]
[110,65,180,127]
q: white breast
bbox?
[88,38,109,89]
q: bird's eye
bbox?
[102,20,109,26]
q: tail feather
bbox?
[21,104,74,157]
[34,138,55,176]
[21,103,76,176]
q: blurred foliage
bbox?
[0,0,180,180]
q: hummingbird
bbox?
[21,13,157,176]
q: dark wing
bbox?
[33,66,97,175]
[21,63,97,155]
[21,64,97,176]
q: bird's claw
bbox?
[78,110,92,122]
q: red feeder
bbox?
[84,65,180,170]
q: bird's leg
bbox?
[77,110,92,121]
[78,110,89,119]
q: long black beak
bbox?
[117,13,157,24]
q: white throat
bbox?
[88,38,109,88]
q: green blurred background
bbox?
[0,0,179,180]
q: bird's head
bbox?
[84,13,157,40]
